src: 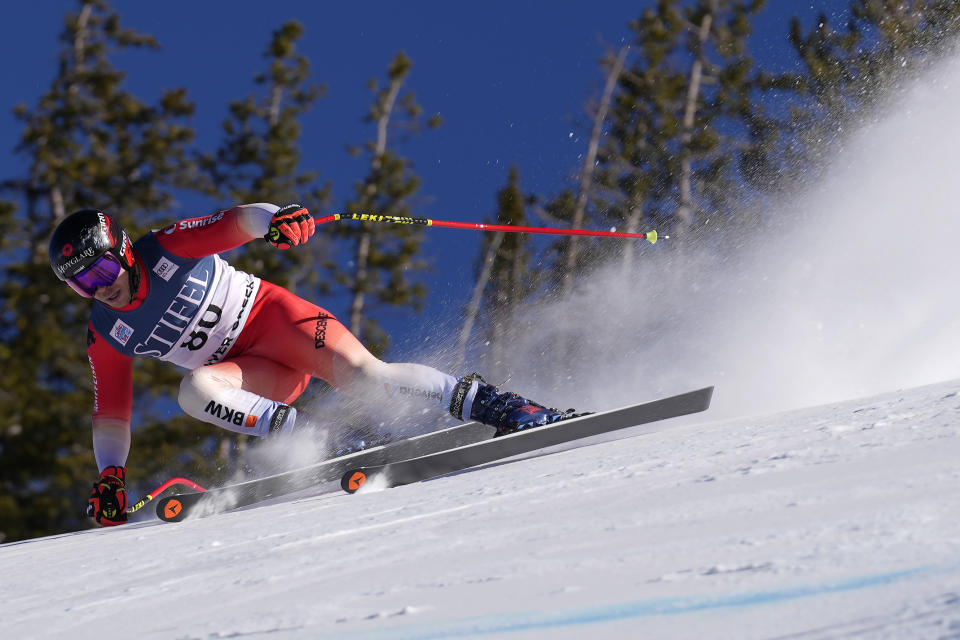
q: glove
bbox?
[266,204,314,249]
[87,465,128,526]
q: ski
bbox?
[155,419,493,522]
[341,386,713,494]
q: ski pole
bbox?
[316,212,660,243]
[127,477,206,515]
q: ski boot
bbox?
[450,373,575,437]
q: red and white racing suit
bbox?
[88,204,461,471]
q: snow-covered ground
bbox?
[2,378,960,639]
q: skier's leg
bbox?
[232,281,459,416]
[178,354,308,437]
[227,281,569,435]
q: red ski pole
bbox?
[316,212,660,243]
[127,477,206,515]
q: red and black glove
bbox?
[266,204,314,249]
[87,465,128,526]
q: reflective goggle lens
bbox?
[66,253,123,298]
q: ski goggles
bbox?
[65,253,124,298]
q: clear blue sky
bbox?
[1,1,845,356]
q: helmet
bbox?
[49,209,137,297]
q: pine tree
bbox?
[775,0,960,179]
[0,0,204,541]
[561,47,629,295]
[206,20,331,297]
[332,52,441,357]
[527,47,629,303]
[458,167,536,377]
[595,0,768,251]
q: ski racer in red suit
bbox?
[49,203,570,526]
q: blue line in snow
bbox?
[338,566,940,640]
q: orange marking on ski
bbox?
[164,499,183,519]
[348,471,367,491]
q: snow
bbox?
[6,29,960,640]
[3,380,960,638]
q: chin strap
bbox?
[127,260,141,303]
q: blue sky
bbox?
[1,1,846,356]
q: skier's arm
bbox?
[86,325,133,526]
[87,324,133,470]
[157,203,313,258]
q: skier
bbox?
[49,204,569,527]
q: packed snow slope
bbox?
[2,378,960,639]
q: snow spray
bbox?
[491,48,960,419]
